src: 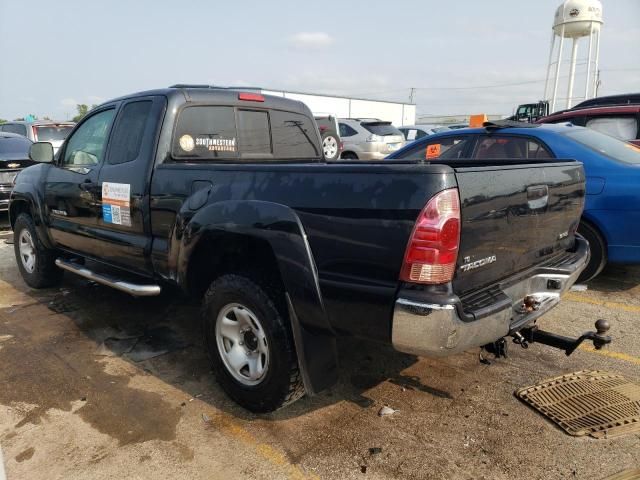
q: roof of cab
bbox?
[100,86,310,114]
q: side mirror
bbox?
[29,142,54,163]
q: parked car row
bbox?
[0,132,35,211]
[0,120,75,153]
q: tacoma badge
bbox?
[460,255,497,272]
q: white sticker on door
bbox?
[102,182,131,226]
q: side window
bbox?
[172,106,238,160]
[586,116,638,141]
[339,123,357,137]
[474,136,551,159]
[62,109,115,166]
[527,139,553,159]
[107,101,152,165]
[271,110,319,159]
[396,136,469,161]
[2,124,27,136]
[475,136,526,159]
[237,110,272,155]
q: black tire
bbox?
[341,151,358,160]
[321,132,340,161]
[577,221,607,283]
[13,213,63,288]
[202,274,304,412]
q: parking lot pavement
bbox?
[0,217,638,479]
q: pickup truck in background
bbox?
[9,87,610,412]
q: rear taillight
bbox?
[400,188,460,284]
[32,126,38,141]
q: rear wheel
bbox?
[322,133,340,161]
[577,221,607,283]
[202,274,304,412]
[341,151,358,160]
[13,213,63,288]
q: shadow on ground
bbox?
[2,266,456,424]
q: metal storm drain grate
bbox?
[516,370,640,438]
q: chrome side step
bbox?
[55,258,161,297]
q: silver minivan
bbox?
[0,120,75,154]
[338,119,405,160]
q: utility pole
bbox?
[594,70,601,97]
[409,88,416,104]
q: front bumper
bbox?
[392,235,589,357]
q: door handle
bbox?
[80,180,95,191]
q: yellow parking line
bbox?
[207,410,319,480]
[564,292,640,314]
[579,345,640,365]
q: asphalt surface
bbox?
[0,212,638,479]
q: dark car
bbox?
[10,87,597,412]
[0,132,34,211]
[538,104,640,146]
[388,122,640,281]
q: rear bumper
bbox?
[391,235,589,357]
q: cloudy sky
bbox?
[1,0,638,121]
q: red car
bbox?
[537,104,640,146]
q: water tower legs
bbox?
[551,24,566,112]
[566,38,579,109]
[544,31,557,102]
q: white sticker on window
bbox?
[102,182,131,226]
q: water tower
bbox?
[544,0,603,112]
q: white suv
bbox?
[338,119,405,160]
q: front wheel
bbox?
[202,274,304,412]
[577,221,607,283]
[13,213,63,288]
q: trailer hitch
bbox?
[515,319,611,356]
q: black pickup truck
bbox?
[9,86,609,412]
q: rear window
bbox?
[0,136,31,158]
[34,125,73,142]
[271,110,319,159]
[585,116,638,141]
[173,106,319,161]
[173,106,238,159]
[361,122,402,137]
[237,110,272,155]
[563,128,640,164]
[1,124,27,136]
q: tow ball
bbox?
[513,319,612,356]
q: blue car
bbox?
[388,122,640,281]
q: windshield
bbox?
[563,128,640,165]
[362,122,403,136]
[34,125,74,142]
[0,136,32,159]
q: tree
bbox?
[0,119,6,124]
[72,104,97,123]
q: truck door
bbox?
[44,107,116,255]
[94,96,166,274]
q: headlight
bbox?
[0,171,17,185]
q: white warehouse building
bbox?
[253,88,416,127]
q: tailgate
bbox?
[453,161,585,295]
